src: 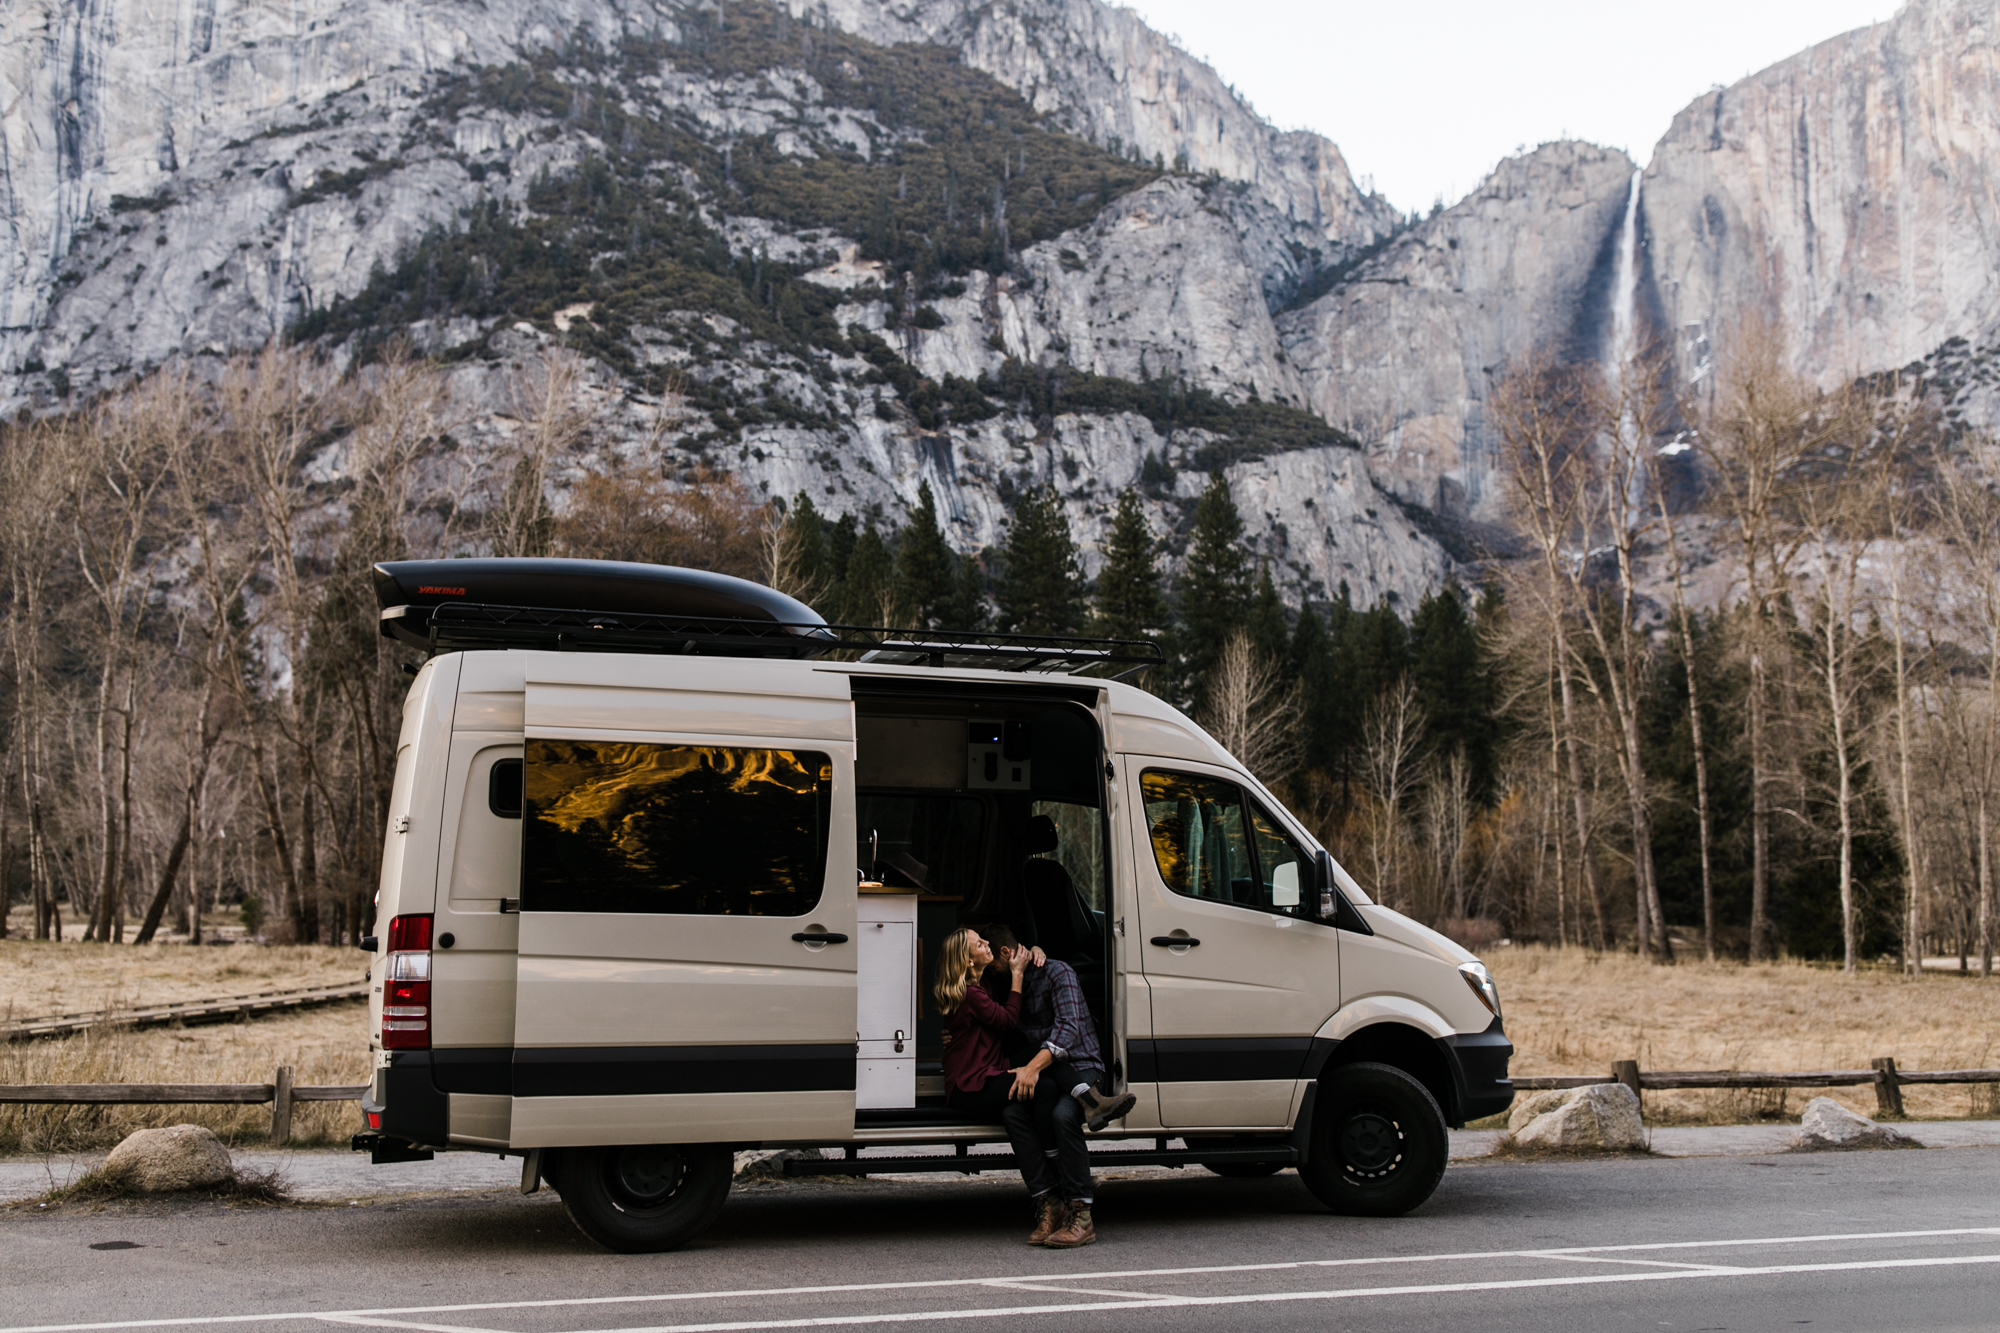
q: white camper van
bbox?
[355,558,1512,1252]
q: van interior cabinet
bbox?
[855,886,918,1109]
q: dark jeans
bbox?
[945,1073,1014,1118]
[1002,1065,1096,1204]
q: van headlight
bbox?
[1459,961,1501,1019]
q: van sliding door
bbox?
[510,660,858,1148]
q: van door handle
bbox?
[1150,936,1200,948]
[792,932,850,944]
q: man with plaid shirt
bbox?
[977,923,1133,1248]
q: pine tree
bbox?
[995,485,1086,635]
[1411,581,1497,802]
[828,513,858,587]
[842,524,894,625]
[1177,471,1251,689]
[1291,602,1338,773]
[1248,565,1288,666]
[945,548,989,632]
[1094,488,1164,642]
[895,481,955,629]
[774,492,833,610]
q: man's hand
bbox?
[1010,1049,1054,1101]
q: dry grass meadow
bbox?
[0,938,369,1153]
[6,939,2000,1151]
[1488,945,2000,1124]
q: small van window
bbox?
[858,795,983,895]
[488,758,523,819]
[523,740,832,916]
[1141,769,1308,918]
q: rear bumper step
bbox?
[785,1145,1296,1177]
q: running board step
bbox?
[783,1145,1297,1177]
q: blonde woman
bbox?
[935,926,1029,1119]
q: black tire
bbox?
[1202,1161,1285,1179]
[548,1143,733,1253]
[1297,1061,1448,1217]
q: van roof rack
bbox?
[406,601,1161,677]
[373,558,1162,677]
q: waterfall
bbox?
[1606,168,1645,516]
[1605,168,1643,383]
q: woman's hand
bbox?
[1028,946,1047,968]
[1008,946,1031,988]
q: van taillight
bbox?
[380,913,432,1051]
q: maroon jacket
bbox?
[941,980,1022,1094]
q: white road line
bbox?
[981,1283,1183,1301]
[1526,1254,1745,1272]
[548,1253,2000,1333]
[5,1226,1998,1333]
[312,1312,516,1320]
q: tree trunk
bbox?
[1982,795,1994,980]
[133,800,194,945]
[1748,637,1773,961]
[87,656,120,942]
[1553,639,1607,948]
[114,676,135,943]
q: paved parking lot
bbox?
[3,1142,1999,1331]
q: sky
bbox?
[1124,0,1899,215]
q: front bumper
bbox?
[1440,1017,1515,1124]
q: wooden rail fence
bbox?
[0,982,370,1042]
[1515,1058,2000,1117]
[4,1059,1994,1146]
[0,1067,365,1143]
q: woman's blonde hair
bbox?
[933,926,982,1016]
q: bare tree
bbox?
[1,416,69,938]
[1492,358,1612,944]
[1694,320,1837,960]
[1646,432,1719,959]
[1197,630,1301,787]
[1358,678,1427,911]
[493,349,596,557]
[1929,444,2000,976]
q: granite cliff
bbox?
[9,0,2000,607]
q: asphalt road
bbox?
[4,1147,2000,1332]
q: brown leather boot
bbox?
[1077,1089,1138,1133]
[1042,1203,1096,1248]
[1028,1194,1067,1245]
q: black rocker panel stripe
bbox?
[512,1044,857,1098]
[1125,1037,1317,1084]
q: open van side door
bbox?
[510,658,858,1149]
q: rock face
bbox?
[1793,1097,1917,1152]
[777,0,1400,260]
[1643,0,2000,393]
[0,0,1452,607]
[1507,1083,1646,1151]
[101,1124,234,1192]
[1283,143,1639,521]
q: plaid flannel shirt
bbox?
[989,958,1102,1078]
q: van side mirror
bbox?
[1272,862,1300,908]
[1315,851,1371,933]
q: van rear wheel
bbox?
[549,1143,733,1253]
[1298,1061,1448,1217]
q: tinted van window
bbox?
[524,740,832,916]
[1141,769,1308,917]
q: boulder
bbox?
[1508,1083,1646,1151]
[1794,1097,1918,1152]
[732,1149,823,1183]
[101,1125,234,1193]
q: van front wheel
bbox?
[549,1143,733,1253]
[1298,1062,1448,1217]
